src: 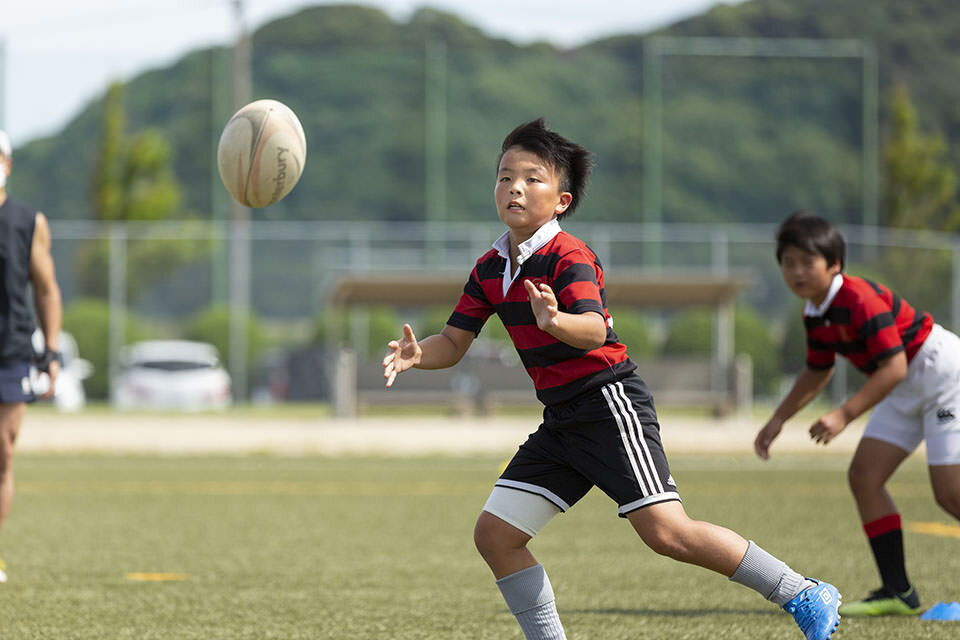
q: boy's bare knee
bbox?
[629,502,696,561]
[933,489,960,519]
[0,429,14,462]
[635,519,690,561]
[0,449,12,479]
[473,518,494,556]
[646,530,691,561]
[473,512,527,559]
[847,460,881,494]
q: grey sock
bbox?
[729,540,814,606]
[496,564,566,640]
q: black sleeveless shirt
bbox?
[0,196,37,363]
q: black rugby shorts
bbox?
[497,374,679,517]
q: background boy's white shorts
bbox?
[864,324,960,465]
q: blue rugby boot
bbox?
[783,579,841,640]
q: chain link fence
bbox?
[47,219,960,408]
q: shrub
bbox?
[62,298,147,399]
[663,306,779,396]
[183,304,268,371]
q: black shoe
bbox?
[837,584,922,616]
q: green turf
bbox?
[0,453,957,639]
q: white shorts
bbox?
[864,324,960,465]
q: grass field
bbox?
[1,452,958,639]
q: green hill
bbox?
[9,1,960,226]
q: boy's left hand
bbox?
[524,279,560,330]
[809,408,847,445]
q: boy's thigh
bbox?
[920,324,960,464]
[863,395,923,456]
[927,464,960,515]
[923,401,960,465]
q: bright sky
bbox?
[0,0,742,146]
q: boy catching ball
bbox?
[756,211,960,616]
[384,120,841,639]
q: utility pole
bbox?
[424,38,447,266]
[228,0,252,403]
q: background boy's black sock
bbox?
[864,513,911,594]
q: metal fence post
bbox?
[229,218,250,402]
[712,230,731,402]
[108,223,127,403]
[333,347,357,418]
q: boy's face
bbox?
[495,146,572,240]
[779,245,842,304]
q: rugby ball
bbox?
[217,99,306,208]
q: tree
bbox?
[882,83,960,231]
[664,307,779,396]
[92,83,126,221]
[92,82,183,221]
[184,304,268,371]
[77,81,208,303]
[62,299,147,399]
[869,84,958,320]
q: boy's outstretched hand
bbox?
[383,323,422,388]
[524,279,560,330]
[809,408,847,445]
[754,418,783,460]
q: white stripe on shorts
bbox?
[601,384,649,494]
[602,382,663,496]
[613,381,665,494]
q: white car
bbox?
[31,329,94,412]
[112,340,232,411]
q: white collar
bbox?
[803,273,844,317]
[492,218,562,265]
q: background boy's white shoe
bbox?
[0,558,7,583]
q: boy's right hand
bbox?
[754,418,784,460]
[383,323,422,388]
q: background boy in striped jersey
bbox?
[755,210,960,616]
[383,119,840,640]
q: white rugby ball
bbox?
[217,99,307,208]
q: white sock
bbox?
[496,564,566,640]
[729,540,815,606]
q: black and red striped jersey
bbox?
[804,274,933,374]
[447,222,635,406]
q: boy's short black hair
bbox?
[499,118,594,219]
[775,210,846,270]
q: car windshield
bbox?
[134,360,215,372]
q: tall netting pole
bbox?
[425,39,447,267]
[228,0,252,402]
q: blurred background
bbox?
[2,0,959,415]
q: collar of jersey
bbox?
[492,218,561,265]
[804,273,844,317]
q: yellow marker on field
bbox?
[909,521,960,539]
[124,572,190,582]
